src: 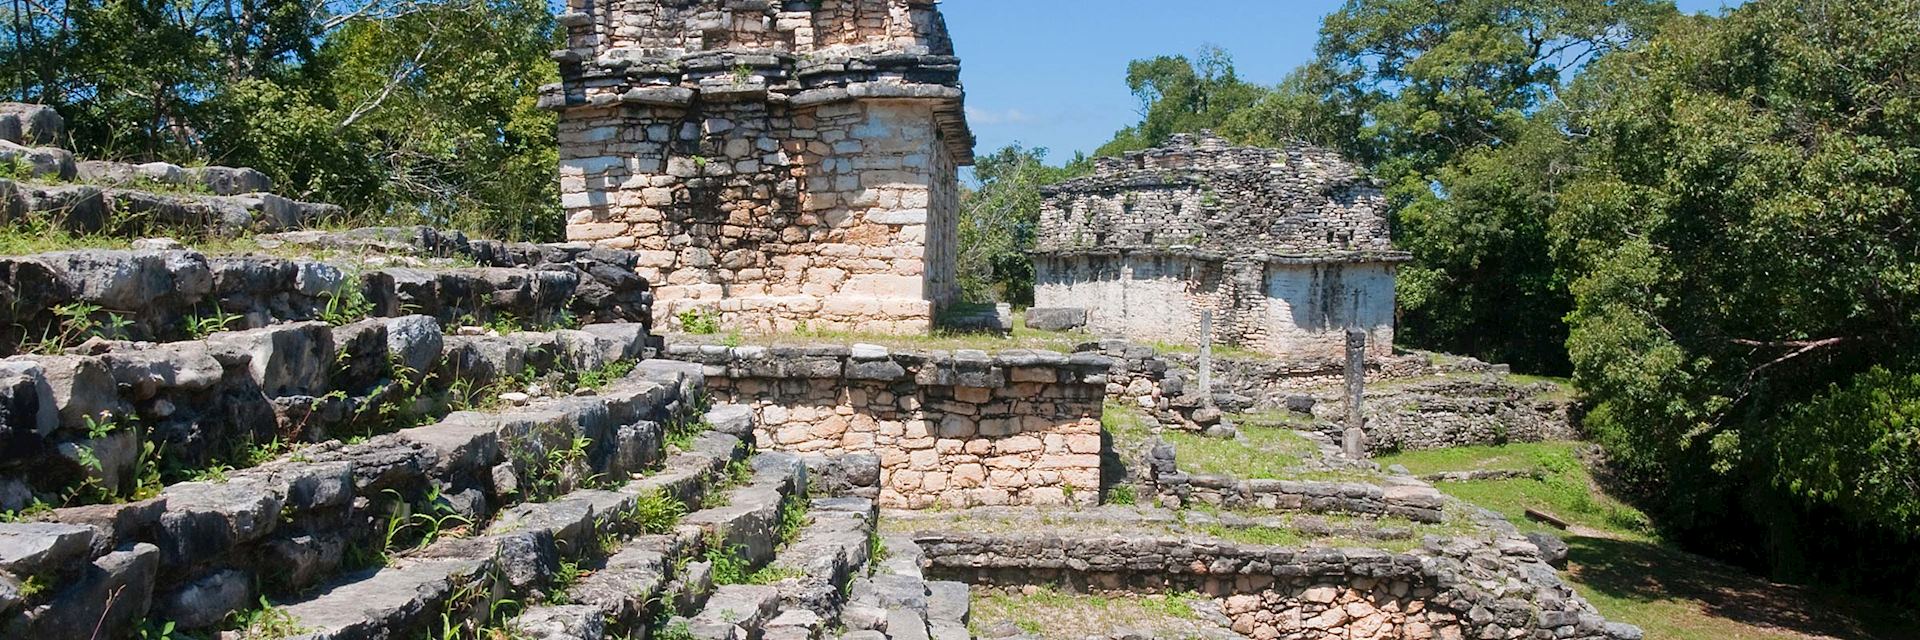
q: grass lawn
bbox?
[1380,441,1917,639]
[1101,402,1318,479]
[970,586,1219,639]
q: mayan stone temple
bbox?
[543,0,973,335]
[1032,132,1409,360]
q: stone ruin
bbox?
[545,0,973,335]
[1031,132,1409,361]
[0,103,341,236]
[0,7,1638,635]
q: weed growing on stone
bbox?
[744,564,804,585]
[775,495,810,546]
[704,536,750,585]
[185,306,240,339]
[1195,522,1301,547]
[1108,484,1137,506]
[190,463,233,483]
[30,302,128,355]
[135,619,179,640]
[319,274,372,326]
[865,529,888,576]
[547,560,582,605]
[664,416,709,452]
[677,308,720,334]
[0,499,52,523]
[654,620,693,640]
[574,359,637,390]
[225,596,309,639]
[18,574,47,599]
[621,489,688,535]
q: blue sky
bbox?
[942,1,1743,163]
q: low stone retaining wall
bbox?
[665,343,1110,509]
[913,529,1641,640]
[1155,473,1448,524]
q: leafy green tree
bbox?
[957,145,1088,304]
[1226,0,1674,372]
[1096,46,1269,157]
[0,0,561,240]
[1552,0,1920,588]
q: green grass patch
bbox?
[1162,426,1314,479]
[1100,400,1155,454]
[969,587,1201,639]
[1373,440,1582,476]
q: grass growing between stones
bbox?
[1161,425,1315,479]
[1100,401,1319,480]
[969,586,1219,640]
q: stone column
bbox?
[1198,310,1214,406]
[1343,328,1367,459]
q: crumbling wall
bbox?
[665,343,1109,508]
[1033,132,1407,359]
[547,0,973,335]
[914,528,1641,640]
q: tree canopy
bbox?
[0,0,561,240]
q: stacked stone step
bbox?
[837,534,971,640]
[272,403,762,640]
[0,314,655,512]
[0,353,707,638]
[0,243,654,352]
[753,496,881,640]
[0,103,342,236]
[256,226,658,326]
[504,434,825,640]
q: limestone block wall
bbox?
[557,100,959,335]
[546,0,974,335]
[914,530,1641,640]
[663,343,1109,508]
[1035,252,1396,360]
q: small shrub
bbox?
[704,536,750,585]
[1108,484,1137,506]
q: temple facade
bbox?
[1033,132,1408,360]
[543,0,974,335]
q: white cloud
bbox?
[965,107,1034,126]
